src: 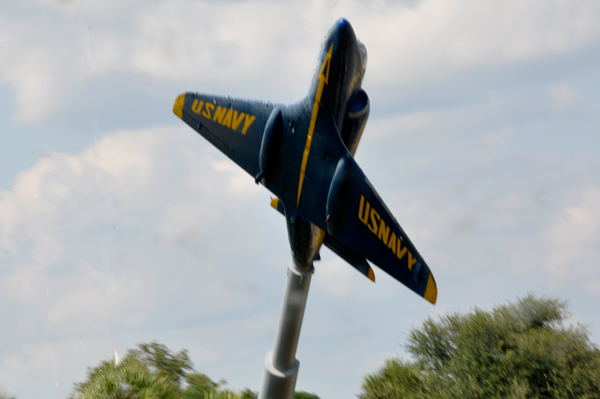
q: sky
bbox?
[1,0,600,398]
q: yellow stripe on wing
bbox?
[297,44,333,207]
[173,94,185,119]
[424,274,437,304]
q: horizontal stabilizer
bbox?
[270,197,285,215]
[324,234,375,282]
[271,196,374,282]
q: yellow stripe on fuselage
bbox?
[297,44,333,207]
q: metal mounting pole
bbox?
[259,258,313,399]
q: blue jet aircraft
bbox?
[173,19,437,304]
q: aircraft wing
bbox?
[324,155,438,304]
[173,92,275,177]
[173,92,437,304]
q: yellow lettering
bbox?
[222,108,233,128]
[242,114,256,135]
[397,238,407,260]
[203,103,214,119]
[232,111,245,131]
[192,99,204,114]
[378,219,390,245]
[387,232,397,253]
[213,105,227,124]
[369,208,379,234]
[358,195,370,225]
[408,252,418,271]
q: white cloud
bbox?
[46,261,146,334]
[2,0,600,122]
[0,12,84,123]
[0,124,281,395]
[0,337,115,395]
[0,126,266,336]
[124,0,600,90]
[544,186,600,279]
[367,83,591,144]
[348,0,600,84]
[1,2,600,397]
[584,280,600,297]
[317,257,356,297]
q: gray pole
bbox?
[259,257,313,399]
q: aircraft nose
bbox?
[332,18,354,45]
[337,18,350,29]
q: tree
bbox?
[72,341,320,399]
[127,341,194,386]
[72,341,223,399]
[360,295,600,399]
[293,392,321,399]
[0,387,16,399]
[236,389,320,399]
[183,372,222,399]
[72,356,180,399]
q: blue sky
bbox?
[1,1,600,398]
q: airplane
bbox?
[173,19,437,305]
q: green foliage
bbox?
[194,390,243,399]
[239,388,258,399]
[0,387,16,399]
[361,358,427,399]
[72,341,234,399]
[293,391,321,399]
[360,295,600,399]
[72,357,180,399]
[72,341,320,399]
[127,341,194,386]
[183,372,222,399]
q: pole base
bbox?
[259,350,300,399]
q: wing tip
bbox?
[367,266,376,282]
[173,93,185,119]
[424,273,437,305]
